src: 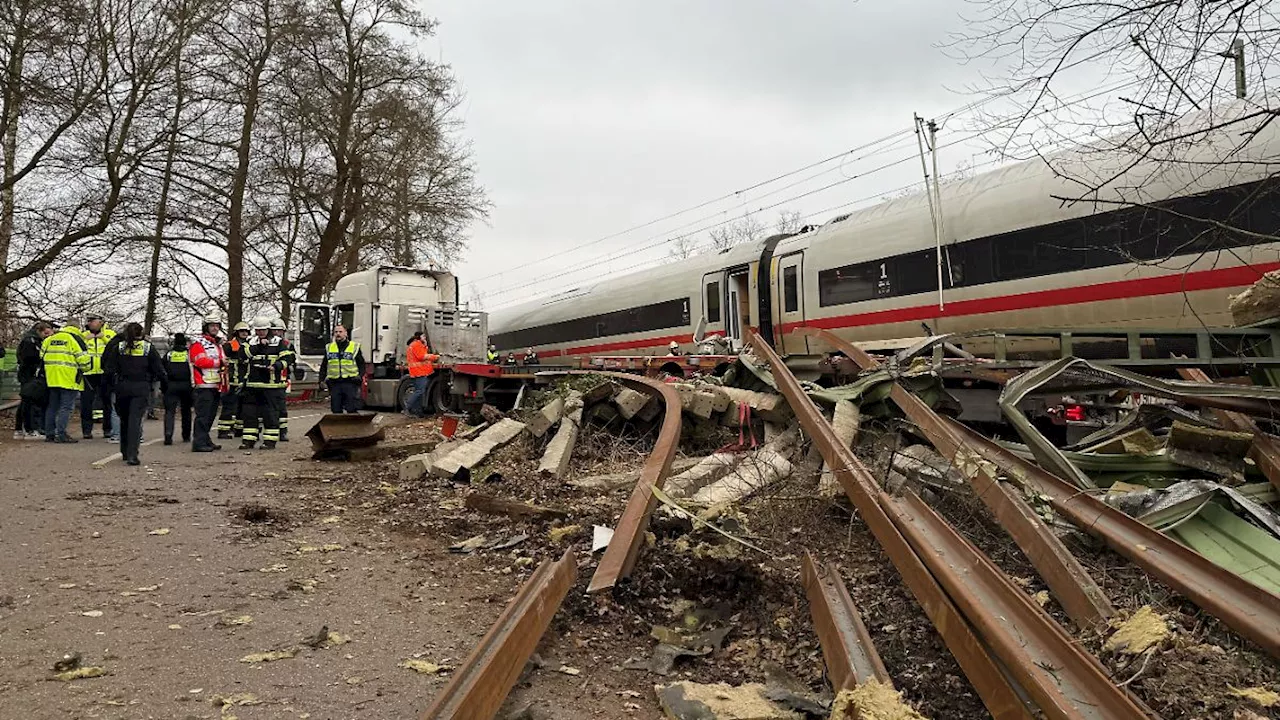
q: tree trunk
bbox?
[0,6,27,339]
[146,28,188,334]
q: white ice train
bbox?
[490,105,1280,360]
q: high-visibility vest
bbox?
[42,327,92,391]
[325,341,361,380]
[82,327,116,375]
[167,350,188,362]
[407,340,436,378]
[121,340,152,357]
[246,337,289,389]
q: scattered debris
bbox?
[148,528,170,536]
[548,524,582,544]
[53,666,106,682]
[1229,686,1280,708]
[829,680,927,720]
[239,649,298,663]
[1104,606,1170,655]
[655,682,802,720]
[400,659,452,675]
[591,525,614,553]
[449,534,491,554]
[53,653,82,672]
[433,418,527,480]
[538,392,584,478]
[80,610,103,618]
[464,492,568,520]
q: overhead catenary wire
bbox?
[483,78,1143,308]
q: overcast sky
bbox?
[426,1,1077,309]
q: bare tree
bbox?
[708,212,766,251]
[667,234,698,260]
[775,208,804,234]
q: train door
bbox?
[725,268,751,349]
[773,252,808,354]
[700,272,726,341]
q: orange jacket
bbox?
[407,339,440,377]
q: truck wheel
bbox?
[396,378,415,412]
[430,374,458,414]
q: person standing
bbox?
[15,321,53,440]
[269,318,295,441]
[80,313,117,440]
[218,321,250,439]
[523,347,540,365]
[42,322,93,443]
[319,324,366,414]
[103,322,166,466]
[404,332,440,417]
[240,321,287,450]
[163,333,194,445]
[188,317,226,452]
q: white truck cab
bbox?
[293,265,487,408]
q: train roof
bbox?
[490,100,1280,333]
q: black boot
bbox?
[239,440,255,450]
[262,440,277,450]
[217,430,233,440]
[164,436,173,446]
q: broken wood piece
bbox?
[889,445,963,491]
[614,386,651,420]
[691,449,793,505]
[819,401,860,498]
[656,682,802,720]
[465,492,568,520]
[431,419,527,479]
[538,400,583,478]
[525,397,565,439]
[720,386,792,423]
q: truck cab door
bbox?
[294,303,332,364]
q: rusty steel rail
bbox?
[802,552,891,691]
[946,417,1280,661]
[800,326,1114,629]
[752,330,1151,720]
[420,550,578,720]
[749,331,1032,720]
[1176,366,1280,494]
[541,370,683,593]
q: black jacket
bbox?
[17,328,43,383]
[103,337,167,398]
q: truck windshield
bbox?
[298,305,330,357]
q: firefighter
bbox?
[269,317,295,441]
[102,322,166,466]
[163,333,194,445]
[42,321,93,443]
[80,312,118,440]
[319,324,366,413]
[240,318,287,450]
[218,321,251,439]
[188,316,226,452]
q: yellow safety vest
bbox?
[325,341,361,380]
[42,327,92,391]
[166,350,188,363]
[83,327,116,375]
[121,341,152,356]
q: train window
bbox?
[782,266,799,313]
[818,262,882,307]
[895,250,937,296]
[705,282,721,323]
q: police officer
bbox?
[42,321,93,443]
[487,344,499,364]
[269,317,295,441]
[218,321,251,439]
[240,318,287,450]
[103,322,165,466]
[319,324,366,413]
[523,347,540,365]
[163,333,194,445]
[80,312,118,440]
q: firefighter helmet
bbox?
[232,321,250,332]
[268,317,285,331]
[252,315,272,330]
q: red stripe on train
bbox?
[540,262,1280,358]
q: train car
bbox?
[490,103,1280,360]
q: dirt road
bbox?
[0,408,555,720]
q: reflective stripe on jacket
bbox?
[245,336,289,389]
[82,326,116,375]
[165,350,191,386]
[42,326,91,390]
[188,335,225,389]
[325,341,361,380]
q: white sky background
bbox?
[426,0,1117,310]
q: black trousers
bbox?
[164,387,193,441]
[17,397,45,433]
[329,381,361,413]
[241,387,281,445]
[81,374,114,437]
[192,388,221,449]
[114,393,147,462]
[271,388,288,439]
[218,386,241,434]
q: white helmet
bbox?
[252,315,272,330]
[269,317,286,331]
